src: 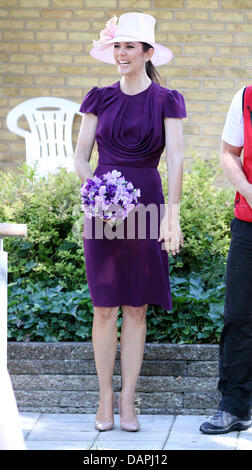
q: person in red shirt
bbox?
[200,86,252,434]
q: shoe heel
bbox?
[120,419,140,432]
[117,392,140,432]
[94,393,115,432]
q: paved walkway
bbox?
[20,412,252,450]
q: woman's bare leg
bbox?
[119,304,148,422]
[92,306,119,421]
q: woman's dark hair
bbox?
[141,42,165,86]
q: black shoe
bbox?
[199,410,251,435]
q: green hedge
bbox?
[0,154,234,343]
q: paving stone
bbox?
[25,441,93,450]
[130,414,174,432]
[236,428,252,450]
[20,412,252,451]
[32,420,95,432]
[163,415,238,450]
[92,440,165,450]
[19,412,41,430]
[26,430,98,442]
[35,412,95,423]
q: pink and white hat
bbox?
[90,12,173,67]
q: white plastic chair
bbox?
[6,97,82,177]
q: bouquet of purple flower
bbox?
[80,169,141,227]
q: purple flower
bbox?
[80,170,141,226]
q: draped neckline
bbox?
[117,80,153,97]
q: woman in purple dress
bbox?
[74,12,186,432]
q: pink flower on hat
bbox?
[93,15,118,46]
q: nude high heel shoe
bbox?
[117,393,140,432]
[94,417,114,432]
[94,393,115,432]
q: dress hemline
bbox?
[92,301,172,311]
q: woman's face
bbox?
[113,41,154,76]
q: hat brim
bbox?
[90,38,173,66]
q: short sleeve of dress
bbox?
[79,86,101,116]
[163,89,187,119]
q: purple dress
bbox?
[79,80,186,310]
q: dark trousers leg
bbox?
[218,217,252,421]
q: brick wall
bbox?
[1,0,251,172]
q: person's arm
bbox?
[220,140,252,208]
[74,112,98,184]
[158,117,184,255]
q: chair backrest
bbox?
[6,97,82,176]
